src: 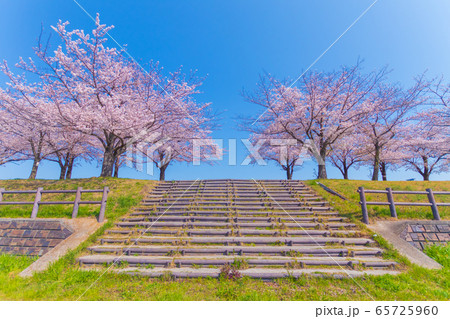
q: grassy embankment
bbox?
[0,178,448,301]
[306,179,450,221]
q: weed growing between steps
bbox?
[219,263,242,280]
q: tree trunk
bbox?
[29,157,40,179]
[66,156,74,179]
[380,162,387,181]
[59,163,67,180]
[317,147,328,179]
[286,166,293,180]
[343,167,349,180]
[422,156,430,181]
[159,165,167,181]
[339,159,349,180]
[317,163,327,179]
[371,145,380,181]
[113,158,120,178]
[100,147,116,177]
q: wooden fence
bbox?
[357,187,450,224]
[0,186,109,222]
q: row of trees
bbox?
[0,16,216,180]
[243,63,449,181]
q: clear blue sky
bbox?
[0,0,449,181]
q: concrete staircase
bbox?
[78,180,400,278]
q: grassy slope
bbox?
[0,178,155,219]
[0,178,449,301]
[306,180,450,221]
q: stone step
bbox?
[147,206,331,212]
[143,201,323,206]
[151,185,310,189]
[107,267,400,278]
[130,210,340,217]
[185,180,287,186]
[155,183,307,188]
[150,189,312,195]
[78,255,396,269]
[146,194,314,199]
[146,205,331,211]
[106,228,356,237]
[115,221,356,229]
[145,199,324,205]
[88,245,382,257]
[151,184,301,188]
[100,236,372,246]
[144,196,321,202]
[121,216,345,223]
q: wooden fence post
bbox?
[31,187,43,219]
[98,186,109,223]
[386,187,397,218]
[72,187,83,219]
[426,188,441,221]
[358,187,369,224]
[0,188,4,202]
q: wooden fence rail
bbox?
[0,186,109,222]
[357,187,450,224]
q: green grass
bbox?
[424,244,450,268]
[0,254,37,273]
[0,178,449,300]
[0,252,448,300]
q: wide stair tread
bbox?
[106,228,356,237]
[88,244,383,256]
[98,235,373,246]
[79,254,397,269]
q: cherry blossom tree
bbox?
[112,153,126,178]
[247,132,302,180]
[0,68,56,179]
[0,132,25,166]
[244,63,388,179]
[133,107,218,180]
[401,110,449,180]
[16,15,208,177]
[369,139,404,181]
[393,76,449,181]
[357,78,427,180]
[0,83,92,179]
[427,77,450,128]
[45,128,93,179]
[329,133,365,179]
